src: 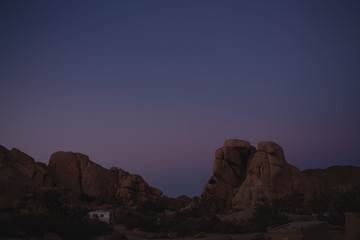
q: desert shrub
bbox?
[116,200,165,231]
[38,191,64,214]
[115,207,130,223]
[117,209,161,233]
[137,200,165,214]
[118,204,241,236]
[271,191,307,214]
[246,202,290,232]
[0,207,16,213]
[0,213,113,240]
[159,210,241,236]
[79,193,96,204]
[306,191,331,214]
[126,214,160,232]
[160,216,209,236]
[330,184,360,214]
[200,197,229,213]
[326,184,360,225]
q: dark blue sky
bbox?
[1,0,360,197]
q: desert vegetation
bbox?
[0,212,112,240]
[268,185,360,224]
[115,199,241,236]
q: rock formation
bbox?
[202,139,256,207]
[201,139,320,210]
[0,146,52,210]
[48,151,162,205]
[0,145,162,212]
[115,168,163,205]
[2,142,359,214]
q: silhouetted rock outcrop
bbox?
[48,151,163,205]
[201,139,320,210]
[232,141,319,209]
[2,143,359,215]
[48,151,118,199]
[0,146,162,212]
[116,169,163,205]
[0,146,52,211]
[202,140,256,207]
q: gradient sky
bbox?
[1,0,360,197]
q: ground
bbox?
[112,224,346,240]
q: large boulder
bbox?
[201,140,320,211]
[257,141,285,161]
[201,176,234,207]
[48,151,161,204]
[81,161,118,199]
[0,164,35,204]
[201,140,256,210]
[232,141,317,209]
[48,152,87,197]
[0,146,51,210]
[116,170,162,205]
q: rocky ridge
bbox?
[0,146,162,212]
[48,151,162,204]
[1,142,359,214]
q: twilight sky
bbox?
[1,0,360,197]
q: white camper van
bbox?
[87,210,113,224]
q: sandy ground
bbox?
[123,233,258,240]
[0,227,346,240]
[113,225,263,240]
[114,224,347,240]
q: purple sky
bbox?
[1,0,360,197]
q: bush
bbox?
[246,202,290,232]
[271,192,307,214]
[330,184,360,214]
[306,191,331,214]
[136,201,165,214]
[38,191,64,214]
[0,213,113,240]
[79,194,96,204]
[117,202,241,236]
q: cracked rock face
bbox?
[201,140,319,210]
[0,146,52,210]
[0,145,162,211]
[48,151,162,205]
